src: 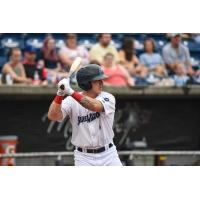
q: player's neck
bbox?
[83,91,98,98]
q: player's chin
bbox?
[96,87,102,94]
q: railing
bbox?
[1,151,200,158]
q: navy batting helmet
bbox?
[76,64,108,91]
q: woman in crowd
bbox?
[139,38,167,77]
[40,36,68,83]
[2,48,32,84]
[101,53,134,87]
[118,37,148,78]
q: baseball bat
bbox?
[60,57,82,90]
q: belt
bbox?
[76,143,113,154]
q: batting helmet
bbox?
[76,64,108,91]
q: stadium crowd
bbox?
[0,33,200,87]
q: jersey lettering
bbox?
[78,112,100,125]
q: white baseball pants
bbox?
[74,145,122,166]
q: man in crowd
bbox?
[59,33,89,70]
[89,33,119,64]
[22,46,47,85]
[162,33,195,76]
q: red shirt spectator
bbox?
[101,53,134,87]
[23,46,47,85]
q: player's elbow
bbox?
[91,104,103,112]
[48,112,59,121]
[48,112,55,121]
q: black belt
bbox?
[77,143,113,154]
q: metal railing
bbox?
[1,151,200,158]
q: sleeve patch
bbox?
[104,97,109,102]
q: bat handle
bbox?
[60,84,65,90]
[60,73,72,90]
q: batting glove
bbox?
[57,78,74,96]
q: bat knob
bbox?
[60,84,65,90]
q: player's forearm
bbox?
[48,102,63,121]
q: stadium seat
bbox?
[51,33,66,40]
[24,33,47,49]
[24,33,47,40]
[146,33,166,41]
[78,39,95,50]
[1,33,24,49]
[26,38,43,49]
[155,40,167,53]
[134,39,144,50]
[183,40,200,52]
[190,51,200,62]
[1,38,20,48]
[126,33,147,40]
[55,39,65,48]
[0,56,7,71]
[0,48,7,72]
[79,33,98,41]
[135,49,144,57]
[77,33,96,50]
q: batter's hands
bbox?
[57,78,74,96]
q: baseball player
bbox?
[48,64,122,166]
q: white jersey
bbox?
[60,91,115,148]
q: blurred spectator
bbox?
[89,33,119,64]
[166,33,192,40]
[40,36,68,84]
[40,36,61,70]
[23,46,47,85]
[139,38,166,77]
[59,33,89,70]
[101,53,134,87]
[162,34,195,76]
[118,37,148,78]
[90,59,101,65]
[173,63,190,86]
[2,48,32,84]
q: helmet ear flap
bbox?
[78,81,92,91]
[87,81,92,90]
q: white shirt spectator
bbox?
[59,45,89,67]
[162,43,191,67]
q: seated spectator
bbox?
[173,62,190,86]
[101,53,134,87]
[89,33,119,64]
[22,46,47,85]
[59,33,89,70]
[40,36,61,70]
[139,38,167,77]
[162,33,195,76]
[40,36,68,84]
[2,48,32,84]
[118,37,148,78]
